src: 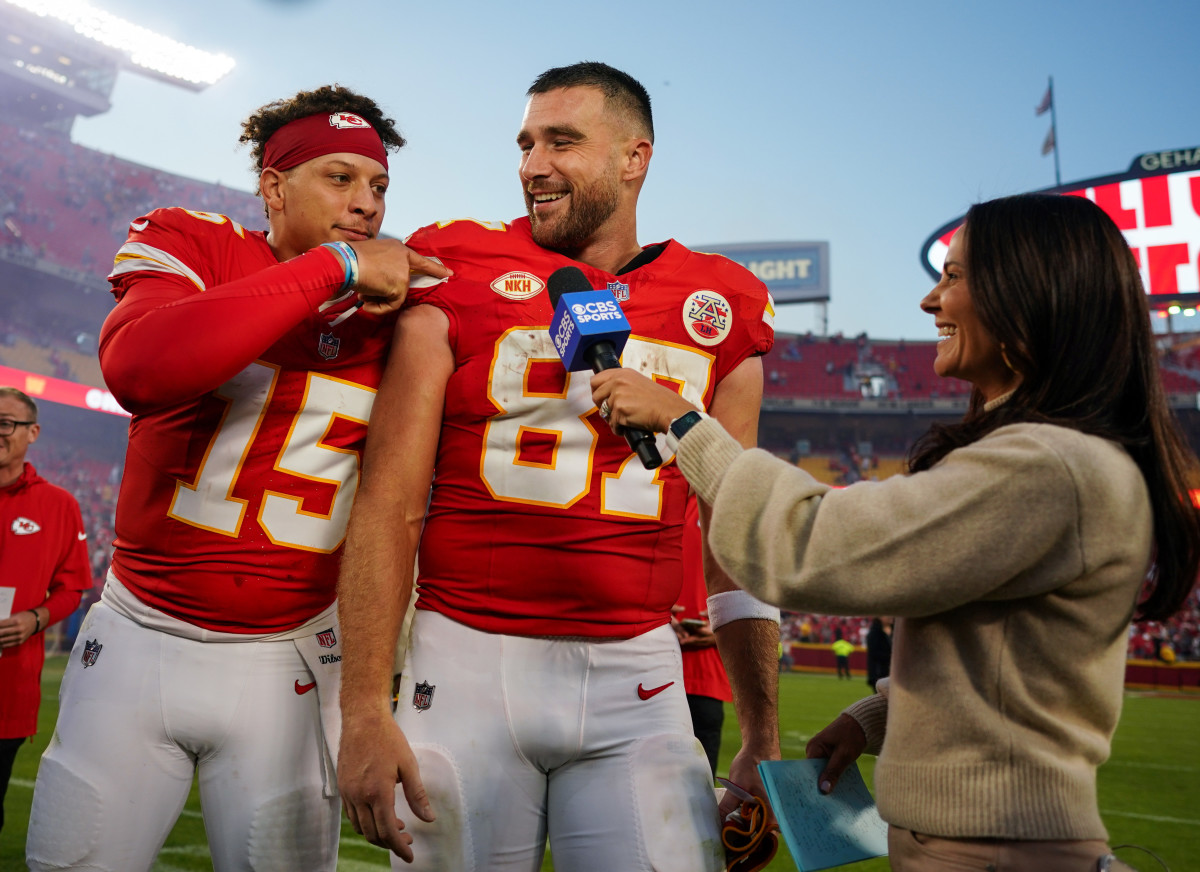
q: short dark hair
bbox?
[527,62,654,143]
[909,193,1200,620]
[239,84,406,177]
[0,386,37,421]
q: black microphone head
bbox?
[547,266,594,308]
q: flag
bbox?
[1041,127,1055,156]
[1035,85,1052,116]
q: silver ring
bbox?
[599,400,611,419]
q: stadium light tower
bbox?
[0,0,234,132]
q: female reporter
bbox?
[591,193,1200,871]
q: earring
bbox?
[1000,343,1017,374]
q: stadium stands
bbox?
[763,333,973,401]
[0,121,262,277]
[2,118,1198,665]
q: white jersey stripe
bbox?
[762,292,776,331]
[108,242,206,290]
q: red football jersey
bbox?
[678,497,732,702]
[406,217,774,638]
[103,208,394,633]
[0,464,91,738]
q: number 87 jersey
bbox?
[405,217,775,640]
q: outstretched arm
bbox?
[337,304,452,862]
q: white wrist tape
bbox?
[706,589,780,630]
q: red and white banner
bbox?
[921,147,1200,304]
[0,364,130,417]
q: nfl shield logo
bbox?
[607,281,630,302]
[316,628,337,649]
[413,681,435,712]
[81,639,102,668]
[318,332,341,360]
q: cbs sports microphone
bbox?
[547,266,663,470]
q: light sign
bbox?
[698,241,830,304]
[920,146,1200,305]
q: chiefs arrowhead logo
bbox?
[12,517,40,535]
[328,112,370,129]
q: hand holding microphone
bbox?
[547,266,664,470]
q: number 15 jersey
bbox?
[102,208,394,633]
[406,217,774,639]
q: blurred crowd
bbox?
[779,594,1200,663]
[0,122,262,277]
[27,444,120,650]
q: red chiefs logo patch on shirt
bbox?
[11,517,40,535]
[490,271,545,300]
[682,290,732,346]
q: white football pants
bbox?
[26,601,340,871]
[392,610,723,872]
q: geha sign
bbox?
[921,147,1200,304]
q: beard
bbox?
[526,171,620,254]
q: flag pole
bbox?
[1048,76,1061,186]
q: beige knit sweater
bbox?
[675,417,1152,840]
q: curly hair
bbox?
[239,84,406,178]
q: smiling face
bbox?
[0,393,38,486]
[516,86,639,256]
[261,151,388,261]
[920,226,1018,401]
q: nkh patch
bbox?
[490,271,544,300]
[682,289,733,347]
[607,280,630,302]
[11,517,40,535]
[316,627,337,648]
[413,681,435,712]
[81,639,102,668]
[317,332,341,360]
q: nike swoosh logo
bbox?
[130,220,149,231]
[294,680,317,695]
[637,681,674,700]
[78,532,87,540]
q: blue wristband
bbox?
[321,241,358,291]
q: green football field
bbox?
[2,658,1197,872]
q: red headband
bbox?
[262,112,388,173]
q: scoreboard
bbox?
[921,147,1200,306]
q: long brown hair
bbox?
[909,193,1200,620]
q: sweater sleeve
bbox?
[99,246,344,414]
[676,418,1092,617]
[843,692,888,756]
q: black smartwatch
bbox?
[666,410,708,454]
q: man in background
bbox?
[0,387,90,835]
[833,628,855,679]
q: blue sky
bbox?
[70,0,1198,341]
